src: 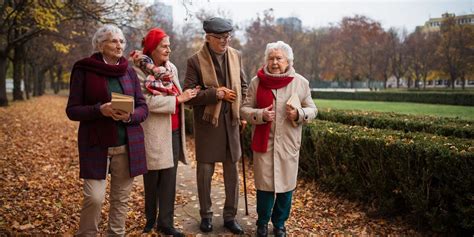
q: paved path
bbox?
[138,161,258,236]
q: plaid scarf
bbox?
[130,51,176,96]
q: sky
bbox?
[155,0,473,32]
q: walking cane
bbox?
[240,127,249,216]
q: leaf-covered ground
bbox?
[0,95,424,235]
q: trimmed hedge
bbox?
[185,108,474,232]
[299,120,474,233]
[317,109,474,139]
[311,91,474,106]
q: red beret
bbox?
[142,28,168,56]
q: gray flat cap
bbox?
[203,17,233,34]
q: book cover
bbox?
[111,92,134,113]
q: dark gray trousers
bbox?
[197,147,239,221]
[143,130,180,229]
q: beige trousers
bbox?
[76,145,134,237]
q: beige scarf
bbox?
[197,44,241,127]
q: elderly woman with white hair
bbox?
[241,41,317,237]
[66,24,148,236]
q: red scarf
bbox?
[252,67,293,153]
[73,53,128,147]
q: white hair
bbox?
[264,41,294,66]
[91,24,126,52]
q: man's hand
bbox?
[217,87,236,103]
[216,87,225,100]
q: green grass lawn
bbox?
[314,99,474,120]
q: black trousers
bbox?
[143,130,180,229]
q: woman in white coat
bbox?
[132,28,199,236]
[240,41,317,237]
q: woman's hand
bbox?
[239,119,247,134]
[177,88,199,104]
[111,109,131,122]
[286,104,298,121]
[262,104,275,122]
[100,102,114,117]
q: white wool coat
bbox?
[133,62,188,170]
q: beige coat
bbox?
[133,62,188,170]
[241,68,317,192]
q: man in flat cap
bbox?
[184,17,247,234]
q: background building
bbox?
[422,12,474,31]
[276,17,303,31]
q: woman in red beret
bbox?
[131,28,199,236]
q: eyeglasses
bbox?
[267,56,286,63]
[104,39,125,45]
[208,33,232,41]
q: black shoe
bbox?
[273,226,286,237]
[158,226,185,237]
[142,221,154,233]
[256,224,268,237]
[224,219,244,234]
[200,218,213,232]
[143,226,153,233]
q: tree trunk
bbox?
[24,62,30,100]
[39,69,47,96]
[55,65,63,94]
[13,45,24,101]
[450,71,456,89]
[39,73,45,96]
[33,66,39,96]
[396,76,400,88]
[49,69,56,93]
[0,51,8,106]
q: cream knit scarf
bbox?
[197,44,241,127]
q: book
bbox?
[286,94,301,127]
[111,92,134,113]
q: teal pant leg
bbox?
[271,190,293,228]
[256,190,275,226]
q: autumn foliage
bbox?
[1,96,427,235]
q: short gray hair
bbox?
[92,24,126,52]
[264,41,294,66]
